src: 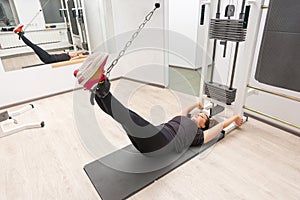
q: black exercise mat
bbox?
[189,132,224,154]
[254,0,300,92]
[84,133,224,200]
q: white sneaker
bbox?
[74,52,109,90]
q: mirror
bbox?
[0,0,18,27]
[0,0,89,72]
[0,0,169,108]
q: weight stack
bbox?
[204,82,237,105]
[209,19,246,42]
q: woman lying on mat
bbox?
[13,24,87,64]
[74,52,243,155]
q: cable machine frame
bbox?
[199,0,300,134]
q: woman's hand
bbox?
[70,56,80,60]
[197,102,204,110]
[234,115,243,126]
[180,101,204,116]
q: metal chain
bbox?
[106,5,159,77]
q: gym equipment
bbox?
[243,5,251,29]
[84,132,223,200]
[1,27,14,32]
[254,0,300,92]
[204,0,248,105]
[0,104,45,138]
[225,5,235,18]
[200,4,206,25]
[204,82,237,105]
[209,19,246,42]
[45,25,57,29]
[210,104,225,117]
[245,85,300,131]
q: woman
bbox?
[13,24,86,64]
[74,52,243,155]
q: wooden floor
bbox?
[0,79,299,200]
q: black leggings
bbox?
[20,35,71,64]
[95,92,173,154]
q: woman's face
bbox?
[191,112,208,129]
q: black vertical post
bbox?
[229,42,239,89]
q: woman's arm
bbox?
[222,115,243,129]
[69,50,86,59]
[180,102,203,116]
[203,115,243,143]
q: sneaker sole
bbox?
[77,52,109,86]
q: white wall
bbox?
[169,0,199,69]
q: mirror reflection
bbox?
[0,0,89,72]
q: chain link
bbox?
[106,6,159,77]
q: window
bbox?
[0,0,18,27]
[39,0,64,24]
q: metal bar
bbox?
[216,0,221,18]
[239,0,246,19]
[223,116,247,134]
[210,39,217,81]
[247,85,300,102]
[9,104,34,117]
[243,106,300,130]
[229,42,239,89]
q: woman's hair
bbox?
[202,114,210,131]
